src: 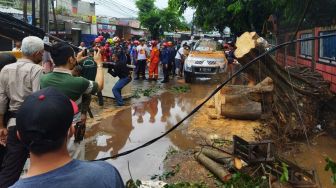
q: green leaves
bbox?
[133,86,161,98]
[280,162,289,183]
[136,0,190,39]
[325,157,336,185]
[169,85,191,94]
[151,164,181,181]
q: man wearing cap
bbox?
[10,87,124,188]
[0,36,45,187]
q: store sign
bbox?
[109,18,117,25]
[82,16,92,23]
[97,17,109,24]
[129,20,140,28]
[98,24,116,32]
[131,29,144,36]
[117,20,129,26]
[92,16,97,24]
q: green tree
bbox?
[136,0,190,39]
[169,0,336,35]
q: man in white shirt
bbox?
[78,42,86,51]
[0,36,44,187]
[12,41,21,52]
[174,43,187,77]
[135,38,148,80]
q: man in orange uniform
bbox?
[149,40,160,81]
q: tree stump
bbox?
[233,32,333,137]
[214,77,274,120]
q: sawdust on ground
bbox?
[188,98,263,142]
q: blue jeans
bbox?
[112,77,131,106]
[175,58,181,75]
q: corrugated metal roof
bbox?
[0,7,23,14]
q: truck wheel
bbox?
[184,71,195,83]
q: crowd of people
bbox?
[80,36,191,82]
[0,36,124,188]
[0,34,236,187]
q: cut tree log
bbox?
[195,152,232,182]
[214,77,274,120]
[233,31,333,137]
[199,147,232,165]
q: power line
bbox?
[91,33,336,161]
[95,0,131,17]
[112,0,138,13]
[98,0,137,17]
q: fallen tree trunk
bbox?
[234,32,333,137]
[199,147,232,164]
[195,152,232,182]
[214,77,274,120]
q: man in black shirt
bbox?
[108,53,131,106]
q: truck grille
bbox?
[195,61,204,64]
[194,67,218,73]
[207,61,217,65]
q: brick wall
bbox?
[275,26,336,93]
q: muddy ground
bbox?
[83,77,336,188]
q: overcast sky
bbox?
[84,0,194,22]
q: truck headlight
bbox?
[184,61,193,72]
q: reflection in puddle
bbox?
[84,84,214,180]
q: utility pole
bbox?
[23,0,28,23]
[191,12,195,36]
[51,0,58,36]
[32,0,36,26]
[39,0,49,33]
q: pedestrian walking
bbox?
[108,53,132,106]
[135,38,148,80]
[0,36,44,187]
[10,87,124,188]
[148,40,160,81]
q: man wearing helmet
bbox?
[149,40,160,81]
[135,38,148,80]
[112,37,126,64]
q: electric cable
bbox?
[92,33,336,161]
[95,0,132,17]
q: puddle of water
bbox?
[85,83,216,181]
[285,135,336,188]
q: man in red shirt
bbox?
[149,40,160,81]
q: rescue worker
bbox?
[160,42,170,83]
[148,40,160,81]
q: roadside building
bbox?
[265,15,336,93]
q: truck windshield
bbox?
[193,40,223,51]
